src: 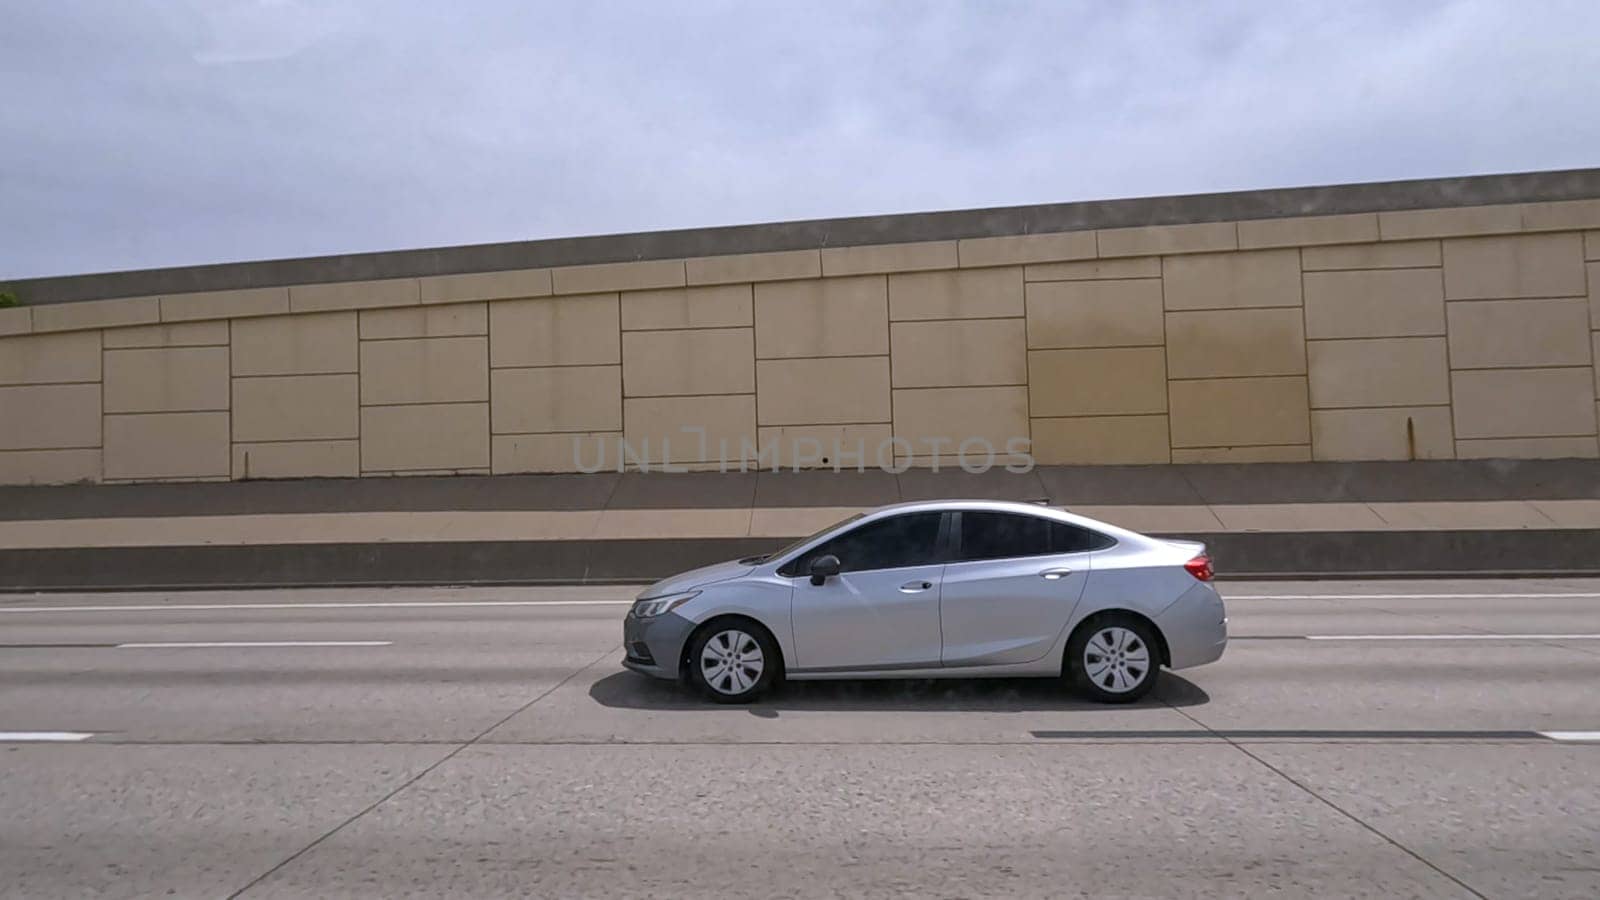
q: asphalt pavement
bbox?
[3,579,1599,898]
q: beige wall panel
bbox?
[488,294,620,368]
[1442,233,1586,300]
[1378,204,1524,240]
[1237,213,1379,249]
[1588,262,1600,327]
[232,374,359,442]
[890,318,1026,388]
[822,241,957,277]
[687,251,820,286]
[0,448,101,485]
[1168,376,1310,448]
[492,432,623,474]
[104,412,230,479]
[623,395,757,465]
[232,440,360,480]
[0,330,101,384]
[105,321,229,349]
[103,346,230,413]
[1311,407,1455,461]
[1456,436,1599,460]
[1521,199,1600,232]
[1026,279,1164,349]
[1031,414,1170,465]
[1025,257,1161,282]
[621,284,752,331]
[361,403,490,471]
[491,365,621,434]
[32,296,159,333]
[0,384,100,450]
[754,276,888,359]
[1307,337,1450,409]
[231,311,357,376]
[622,328,754,397]
[1452,368,1597,439]
[755,424,895,468]
[1447,297,1592,370]
[1301,240,1442,271]
[1028,347,1167,417]
[1098,222,1236,257]
[1165,308,1307,379]
[892,386,1030,452]
[554,259,685,294]
[418,268,551,304]
[887,267,1022,322]
[290,278,418,313]
[957,231,1096,268]
[1162,249,1302,311]
[756,357,890,426]
[360,303,486,340]
[359,336,488,405]
[161,287,289,322]
[1302,268,1445,339]
[0,307,32,336]
[1588,231,1600,260]
[1172,445,1312,463]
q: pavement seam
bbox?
[1163,702,1489,899]
[223,643,618,899]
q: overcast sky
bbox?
[3,0,1598,279]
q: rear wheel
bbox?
[1068,614,1160,703]
[686,620,778,704]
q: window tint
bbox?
[956,511,1111,562]
[784,512,944,575]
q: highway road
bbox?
[3,579,1599,898]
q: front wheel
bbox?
[686,621,778,704]
[1068,615,1160,703]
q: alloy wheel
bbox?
[1083,626,1151,694]
[699,629,765,696]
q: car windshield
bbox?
[744,513,865,564]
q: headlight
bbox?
[631,590,699,618]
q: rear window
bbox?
[955,511,1112,562]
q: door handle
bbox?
[899,580,934,592]
[1039,568,1073,580]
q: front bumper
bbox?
[621,610,696,680]
[1154,582,1228,670]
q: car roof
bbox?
[862,498,1059,516]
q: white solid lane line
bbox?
[0,732,94,741]
[0,599,633,614]
[114,641,392,649]
[1230,593,1600,601]
[1539,732,1600,742]
[1306,634,1600,641]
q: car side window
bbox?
[783,512,944,576]
[956,511,1112,562]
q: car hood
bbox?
[636,558,756,599]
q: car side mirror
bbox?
[808,554,841,586]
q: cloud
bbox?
[2,0,1597,278]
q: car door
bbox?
[784,511,948,671]
[938,510,1106,667]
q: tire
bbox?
[1067,614,1161,704]
[686,619,779,704]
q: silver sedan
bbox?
[622,499,1227,703]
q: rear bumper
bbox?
[621,610,696,680]
[1154,582,1228,670]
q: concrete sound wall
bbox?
[2,171,1599,484]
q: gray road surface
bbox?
[3,579,1599,898]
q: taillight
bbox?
[1184,554,1214,582]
